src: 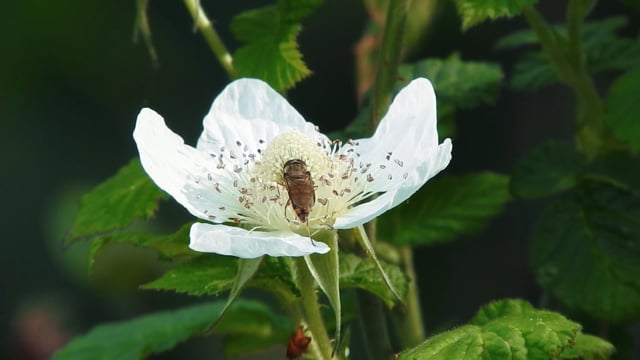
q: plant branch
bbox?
[391,246,425,348]
[183,0,236,78]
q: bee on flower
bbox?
[133,78,452,258]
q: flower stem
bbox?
[182,0,236,78]
[391,246,425,348]
[294,257,333,359]
[370,0,412,128]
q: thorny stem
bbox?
[522,3,621,158]
[370,0,412,128]
[294,257,333,359]
[183,0,236,78]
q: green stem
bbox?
[391,246,425,348]
[182,0,236,78]
[370,0,412,128]
[294,257,333,359]
[356,290,393,360]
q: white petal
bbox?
[197,78,322,155]
[133,108,245,222]
[333,78,453,229]
[189,223,330,258]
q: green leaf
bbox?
[510,141,584,198]
[583,152,640,194]
[606,65,640,152]
[142,255,238,296]
[230,1,321,92]
[53,302,227,359]
[399,54,503,110]
[215,257,264,330]
[65,158,166,245]
[469,298,535,324]
[531,181,640,322]
[339,252,407,308]
[559,333,615,359]
[398,300,581,360]
[378,172,510,246]
[454,0,537,30]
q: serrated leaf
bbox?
[398,300,581,360]
[230,2,320,92]
[142,255,238,296]
[454,0,537,30]
[142,255,299,298]
[66,158,166,245]
[531,181,640,322]
[399,54,503,110]
[510,141,584,198]
[560,333,615,359]
[378,172,510,246]
[53,302,226,359]
[339,252,407,308]
[605,66,640,152]
[470,299,535,325]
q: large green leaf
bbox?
[397,299,581,360]
[510,141,584,198]
[339,252,407,308]
[230,1,322,92]
[378,172,510,246]
[65,158,166,245]
[583,152,640,194]
[531,181,640,322]
[399,54,503,110]
[454,0,537,30]
[559,334,615,360]
[605,65,640,152]
[54,300,292,360]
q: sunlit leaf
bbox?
[397,299,581,360]
[510,141,584,198]
[531,181,640,322]
[559,334,615,359]
[378,173,510,246]
[605,65,640,152]
[65,158,166,245]
[454,0,537,30]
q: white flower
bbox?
[133,78,452,258]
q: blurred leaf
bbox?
[215,257,264,330]
[53,302,226,359]
[89,223,194,271]
[531,181,640,322]
[65,158,166,245]
[214,299,293,357]
[583,152,640,194]
[501,17,640,90]
[605,65,640,152]
[399,54,503,110]
[339,252,407,308]
[231,1,322,92]
[510,141,584,198]
[378,173,510,246]
[398,299,581,360]
[453,0,537,30]
[559,334,615,359]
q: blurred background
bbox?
[1,0,638,358]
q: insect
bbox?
[282,159,315,223]
[286,326,312,359]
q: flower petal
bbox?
[333,78,453,229]
[189,223,330,258]
[133,108,245,223]
[197,78,323,155]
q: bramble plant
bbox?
[55,0,640,359]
